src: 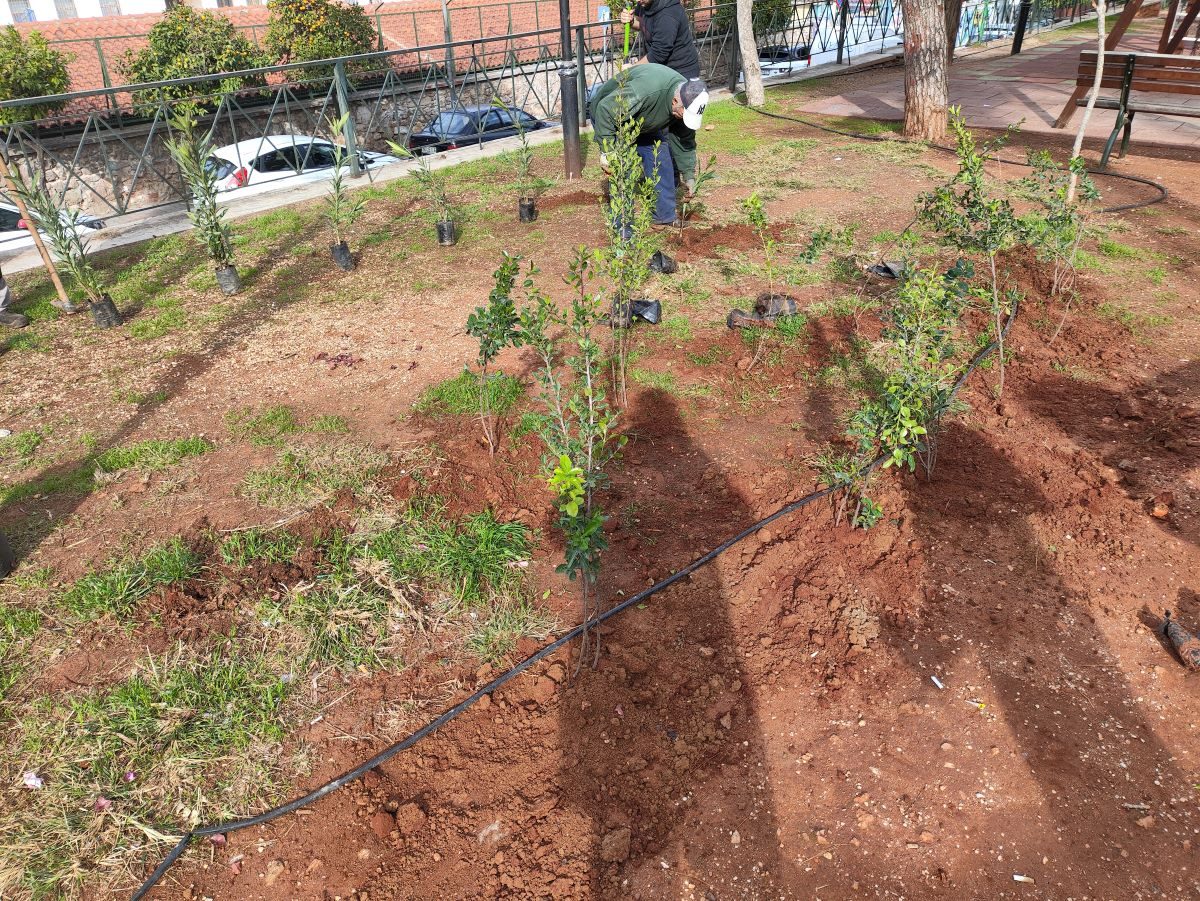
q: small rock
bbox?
[528,676,557,706]
[305,859,324,875]
[600,827,631,863]
[1116,398,1144,419]
[730,830,741,846]
[370,811,394,840]
[920,831,936,844]
[1136,815,1155,829]
[940,741,953,751]
[699,646,715,658]
[1116,459,1138,473]
[264,859,286,886]
[546,663,566,683]
[719,712,733,730]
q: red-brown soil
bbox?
[4,103,1198,901]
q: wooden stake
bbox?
[0,148,70,306]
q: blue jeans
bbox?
[636,128,677,225]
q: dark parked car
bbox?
[407,106,555,154]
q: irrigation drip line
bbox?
[131,292,1019,899]
[736,99,1169,214]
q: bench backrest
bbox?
[1077,51,1200,96]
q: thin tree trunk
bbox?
[1067,0,1106,202]
[0,151,70,307]
[902,0,950,142]
[737,0,765,107]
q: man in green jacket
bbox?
[590,63,708,226]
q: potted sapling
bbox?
[9,170,123,328]
[388,141,458,246]
[167,113,241,295]
[325,114,365,271]
[500,108,554,222]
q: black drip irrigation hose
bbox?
[736,99,1169,214]
[130,297,1020,900]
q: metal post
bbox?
[836,0,851,64]
[576,25,588,129]
[559,0,583,179]
[95,38,115,113]
[1011,0,1033,53]
[442,0,459,103]
[726,10,741,94]
[333,61,362,177]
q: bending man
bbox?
[590,64,708,227]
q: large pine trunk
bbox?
[737,0,765,107]
[902,0,949,142]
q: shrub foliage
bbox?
[0,27,72,125]
[120,6,267,113]
[265,0,377,70]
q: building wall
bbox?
[2,0,164,26]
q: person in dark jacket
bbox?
[619,0,701,80]
[591,64,708,226]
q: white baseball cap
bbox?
[679,78,709,131]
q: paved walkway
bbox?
[799,24,1200,149]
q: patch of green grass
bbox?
[415,370,523,418]
[1,331,49,354]
[1075,249,1114,274]
[111,388,169,406]
[1,435,208,505]
[309,414,350,434]
[241,442,387,508]
[5,643,290,899]
[1145,266,1167,286]
[0,429,44,463]
[60,538,201,620]
[1155,224,1187,237]
[467,598,555,665]
[774,313,809,344]
[700,99,762,155]
[94,437,212,474]
[629,367,713,398]
[361,500,531,606]
[237,207,310,251]
[227,405,302,446]
[1096,302,1172,336]
[662,315,693,343]
[1096,236,1139,260]
[822,116,902,136]
[0,601,41,644]
[257,581,391,668]
[128,296,188,340]
[510,411,550,441]
[843,138,927,163]
[686,345,729,366]
[218,529,303,567]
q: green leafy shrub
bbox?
[265,0,377,73]
[714,0,794,34]
[0,27,71,125]
[120,7,267,114]
[165,113,238,273]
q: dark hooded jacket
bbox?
[637,0,701,79]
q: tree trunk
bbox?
[1067,0,1106,202]
[902,0,950,142]
[737,0,765,107]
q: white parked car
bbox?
[204,135,401,196]
[0,201,105,253]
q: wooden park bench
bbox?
[1060,51,1200,167]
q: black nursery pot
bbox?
[215,265,242,296]
[436,220,457,246]
[518,198,538,223]
[331,241,355,271]
[89,293,123,329]
[0,530,14,580]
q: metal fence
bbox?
[0,0,1114,234]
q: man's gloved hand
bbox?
[619,8,634,24]
[684,177,697,198]
[599,153,611,175]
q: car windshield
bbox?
[426,112,472,138]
